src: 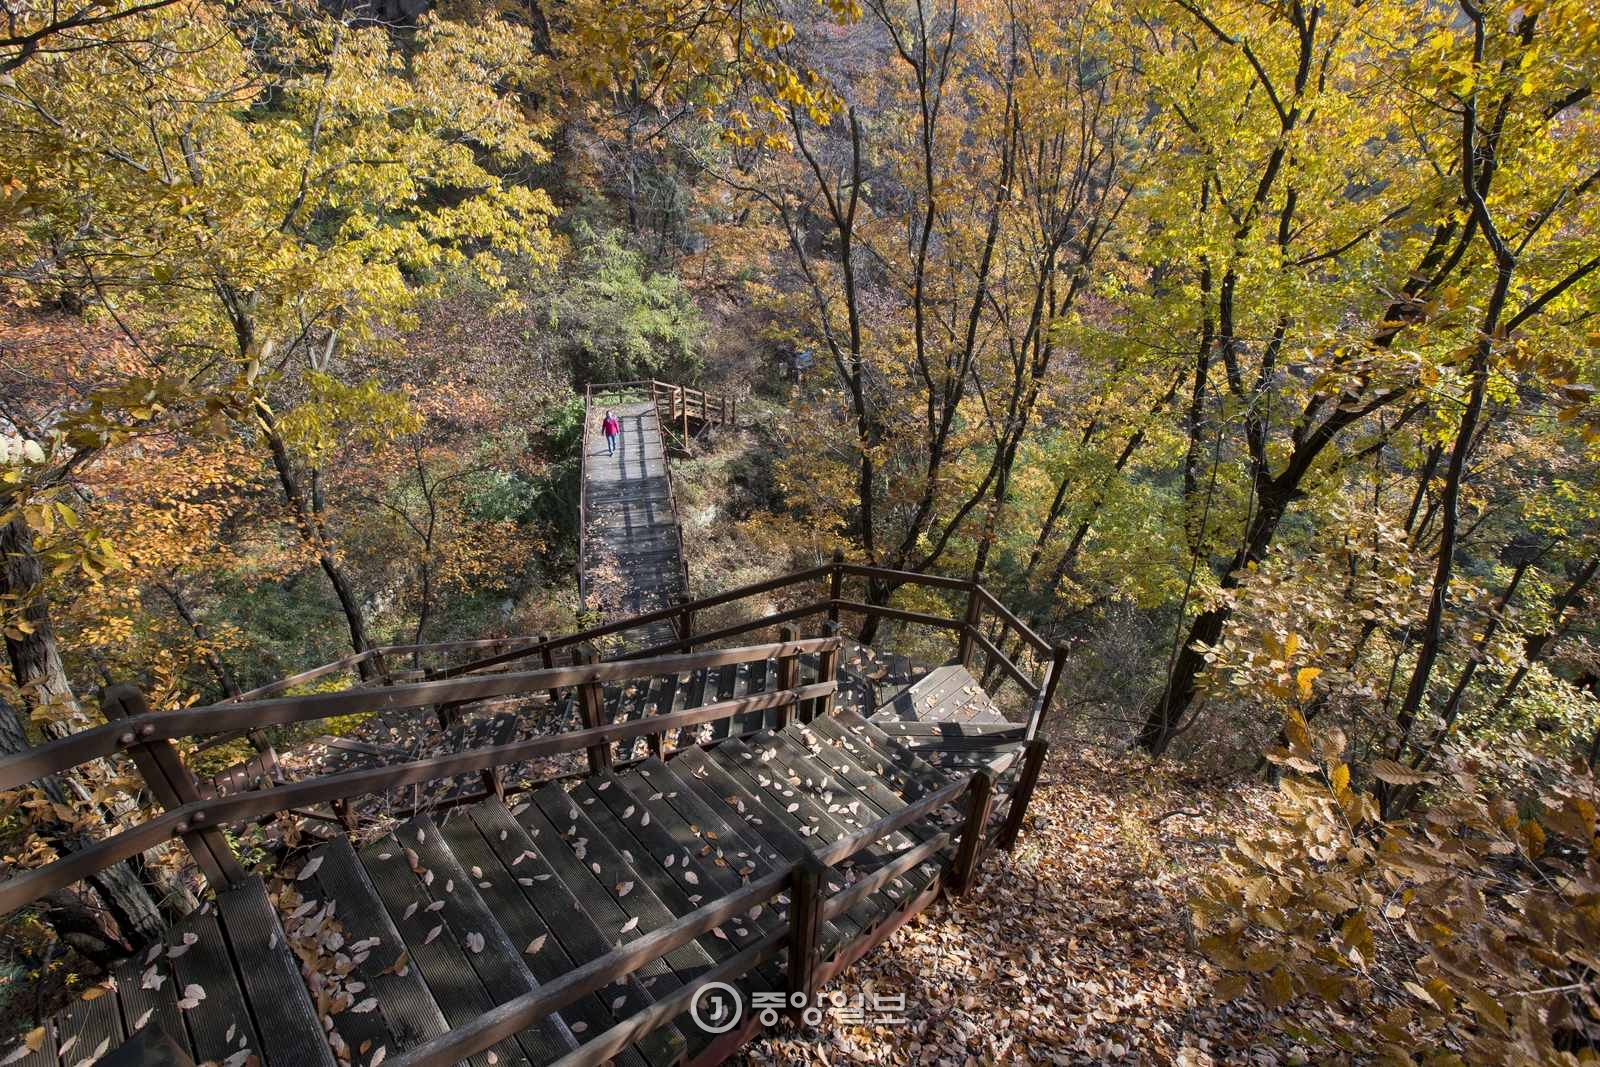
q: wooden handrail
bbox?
[0,638,840,791]
[436,564,834,677]
[0,672,840,917]
[972,585,1052,655]
[206,559,1060,740]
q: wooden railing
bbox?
[0,637,845,918]
[177,559,1066,748]
[435,555,1069,740]
[648,379,735,447]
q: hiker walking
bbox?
[602,410,621,455]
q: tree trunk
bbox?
[255,401,380,678]
[160,580,241,698]
[3,514,91,733]
[0,691,164,959]
[2,513,192,929]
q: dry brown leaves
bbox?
[736,745,1311,1066]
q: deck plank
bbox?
[436,804,652,1067]
[112,949,187,1059]
[54,978,120,1067]
[297,835,450,1063]
[165,909,263,1067]
[215,877,335,1067]
[467,800,685,1067]
[357,831,528,1067]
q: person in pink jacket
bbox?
[602,410,621,455]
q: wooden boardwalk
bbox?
[23,707,1035,1067]
[582,399,685,651]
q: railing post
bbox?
[575,644,612,774]
[539,635,559,705]
[951,770,996,894]
[676,594,694,653]
[101,685,245,892]
[720,395,728,426]
[786,854,826,1023]
[807,624,840,723]
[1025,641,1071,742]
[729,397,737,428]
[827,548,844,625]
[997,739,1049,851]
[956,582,982,669]
[680,387,690,443]
[775,625,799,730]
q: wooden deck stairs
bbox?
[9,681,1040,1067]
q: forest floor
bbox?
[735,744,1312,1066]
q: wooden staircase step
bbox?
[567,779,771,1058]
[54,972,122,1067]
[519,787,714,1056]
[2,1020,55,1067]
[594,770,782,949]
[630,758,792,920]
[466,800,685,1067]
[744,732,929,922]
[787,722,951,848]
[494,798,679,998]
[111,948,185,1059]
[806,713,930,802]
[831,710,956,794]
[870,662,1009,726]
[875,720,1025,739]
[295,835,452,1067]
[357,830,534,1067]
[707,739,890,934]
[214,877,336,1067]
[405,814,578,1064]
[436,806,653,1067]
[666,746,856,949]
[166,907,263,1067]
[529,784,717,982]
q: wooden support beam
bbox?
[575,644,611,773]
[1026,642,1071,741]
[808,623,840,723]
[676,594,694,653]
[951,769,996,894]
[997,738,1049,851]
[786,854,826,1023]
[101,685,244,893]
[957,582,983,668]
[539,635,560,705]
[775,625,799,729]
[827,548,844,625]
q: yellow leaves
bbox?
[1296,666,1322,702]
[1329,762,1351,799]
[1284,707,1313,754]
[1261,966,1295,1010]
[1340,909,1374,968]
[1369,759,1435,786]
[1517,818,1545,859]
